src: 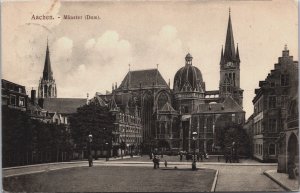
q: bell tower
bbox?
[38,40,57,98]
[219,9,243,107]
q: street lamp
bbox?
[192,131,197,170]
[105,142,109,161]
[88,133,93,167]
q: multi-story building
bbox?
[2,79,28,111]
[252,46,298,162]
[277,50,298,173]
[92,93,142,156]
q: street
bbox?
[3,156,286,192]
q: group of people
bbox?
[179,152,208,162]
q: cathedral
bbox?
[98,10,245,153]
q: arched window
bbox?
[157,92,169,110]
[269,144,276,155]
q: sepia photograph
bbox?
[1,0,299,192]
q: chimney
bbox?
[31,89,36,104]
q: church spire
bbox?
[220,45,224,65]
[236,43,240,62]
[224,8,236,62]
[43,39,54,80]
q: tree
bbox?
[219,124,251,157]
[69,103,115,157]
[2,106,72,166]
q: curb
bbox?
[211,170,219,192]
[263,171,291,191]
[3,156,138,170]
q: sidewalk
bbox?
[3,155,138,177]
[264,170,299,191]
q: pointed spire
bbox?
[236,43,240,62]
[220,45,224,64]
[110,95,118,111]
[224,8,236,62]
[43,39,54,80]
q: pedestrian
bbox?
[200,152,203,161]
[153,156,157,169]
[156,156,160,168]
[88,154,93,167]
[164,160,168,168]
[197,153,200,162]
[180,153,183,161]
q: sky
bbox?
[1,0,298,119]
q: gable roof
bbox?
[160,102,176,112]
[195,96,244,114]
[42,98,87,114]
[119,69,168,89]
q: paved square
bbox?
[4,166,216,192]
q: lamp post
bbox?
[105,142,109,161]
[88,133,93,167]
[192,131,197,170]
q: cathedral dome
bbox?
[173,53,205,93]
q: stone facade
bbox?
[277,51,298,172]
[252,46,298,162]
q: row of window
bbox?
[269,95,288,109]
[269,74,289,87]
[254,143,276,156]
[255,95,288,113]
[9,94,25,107]
[118,137,142,144]
[119,125,141,134]
[254,119,278,135]
[119,114,141,124]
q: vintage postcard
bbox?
[1,0,299,192]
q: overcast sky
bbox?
[2,0,298,119]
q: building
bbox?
[38,41,57,98]
[252,46,298,162]
[2,79,28,111]
[92,93,142,156]
[277,50,298,173]
[101,10,245,153]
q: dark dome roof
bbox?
[173,53,205,92]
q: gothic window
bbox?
[281,74,289,86]
[157,92,169,110]
[269,144,276,155]
[44,85,48,97]
[268,119,277,133]
[268,96,276,109]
